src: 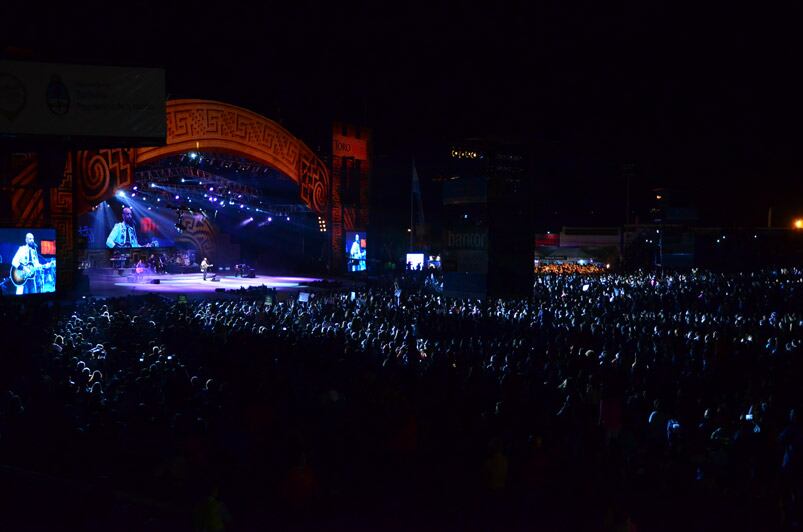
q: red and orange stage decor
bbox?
[331,122,371,266]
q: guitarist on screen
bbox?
[11,233,53,294]
[106,207,140,249]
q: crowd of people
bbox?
[1,267,802,530]
[534,261,608,275]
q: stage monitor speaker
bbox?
[149,279,160,284]
[215,288,226,293]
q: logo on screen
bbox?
[46,75,70,116]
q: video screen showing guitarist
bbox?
[9,232,55,295]
[106,207,140,249]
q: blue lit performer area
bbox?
[78,151,329,296]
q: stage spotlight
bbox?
[150,183,155,188]
[181,178,185,183]
[286,216,290,221]
[116,190,126,198]
[189,151,198,159]
[133,185,138,191]
[131,193,136,197]
[175,195,180,200]
[209,187,214,192]
[268,217,272,222]
[240,204,244,209]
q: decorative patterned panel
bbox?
[10,157,44,226]
[74,148,135,214]
[135,100,328,216]
[70,100,330,217]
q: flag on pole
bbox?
[411,159,425,247]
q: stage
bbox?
[85,268,327,297]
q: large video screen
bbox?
[79,200,176,249]
[345,231,366,272]
[0,228,57,296]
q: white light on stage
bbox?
[286,216,290,221]
[116,190,126,198]
[189,151,198,159]
[209,187,214,192]
[240,204,244,208]
[133,185,138,191]
[150,183,155,188]
[131,193,136,197]
[175,195,180,200]
[268,217,272,222]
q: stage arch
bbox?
[72,99,329,216]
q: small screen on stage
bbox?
[406,253,425,270]
[80,200,176,249]
[0,228,57,296]
[346,231,366,272]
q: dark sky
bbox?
[5,1,803,227]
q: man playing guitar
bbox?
[201,257,215,281]
[11,233,54,294]
[106,207,140,249]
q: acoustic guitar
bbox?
[10,260,55,287]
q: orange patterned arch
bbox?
[134,99,329,214]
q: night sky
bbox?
[5,1,803,228]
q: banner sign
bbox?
[332,133,368,160]
[0,60,166,140]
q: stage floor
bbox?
[86,270,324,297]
